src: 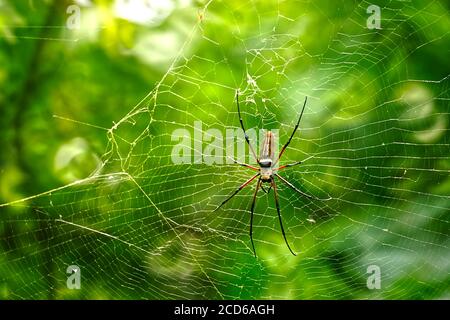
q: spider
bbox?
[215,90,317,257]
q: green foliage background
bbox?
[0,0,449,299]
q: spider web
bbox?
[1,0,449,299]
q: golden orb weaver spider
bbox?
[215,91,320,257]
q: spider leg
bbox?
[266,184,272,194]
[249,177,261,257]
[227,156,259,171]
[261,183,273,194]
[274,161,302,171]
[260,183,268,193]
[271,178,297,256]
[214,173,260,212]
[273,96,307,166]
[236,90,259,163]
[275,173,332,201]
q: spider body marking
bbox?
[259,130,275,182]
